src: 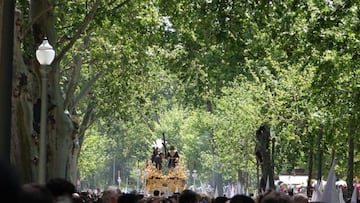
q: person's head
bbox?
[162,198,173,203]
[118,193,139,203]
[293,193,308,203]
[179,189,201,203]
[169,146,175,151]
[154,148,160,154]
[45,178,76,203]
[279,183,288,193]
[102,186,122,203]
[137,194,146,203]
[260,191,294,203]
[199,193,211,203]
[150,196,161,203]
[72,193,85,203]
[169,194,179,203]
[20,183,53,203]
[230,194,255,203]
[214,196,229,203]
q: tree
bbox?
[11,0,130,183]
[255,125,274,191]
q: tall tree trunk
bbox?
[346,134,354,198]
[12,9,39,183]
[0,0,15,163]
[255,124,275,191]
[11,1,77,183]
[307,133,314,197]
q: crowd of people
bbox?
[70,187,307,203]
[2,158,360,203]
[1,158,304,203]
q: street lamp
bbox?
[36,37,55,184]
[143,168,149,194]
[192,170,197,191]
[117,170,121,189]
[117,176,121,189]
[136,168,141,192]
[185,169,190,189]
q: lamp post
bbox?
[192,170,197,191]
[36,37,55,184]
[125,177,128,193]
[136,168,141,192]
[185,169,190,189]
[143,168,149,194]
[117,170,121,189]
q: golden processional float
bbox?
[142,142,188,195]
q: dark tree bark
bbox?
[255,124,275,191]
[346,135,354,198]
[307,133,314,197]
[0,0,15,163]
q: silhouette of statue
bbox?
[166,145,179,168]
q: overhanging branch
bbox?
[56,0,101,62]
[73,72,103,107]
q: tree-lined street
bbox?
[0,0,359,197]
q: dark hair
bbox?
[179,190,200,203]
[215,196,229,203]
[45,178,76,198]
[169,193,180,202]
[230,194,254,203]
[162,198,173,203]
[72,193,86,203]
[20,183,53,203]
[260,191,294,203]
[118,193,138,203]
[138,194,145,200]
[200,197,208,203]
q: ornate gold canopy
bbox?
[143,160,188,194]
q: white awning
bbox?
[278,175,308,186]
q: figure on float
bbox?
[151,147,165,170]
[166,145,179,168]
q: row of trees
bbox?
[6,0,359,196]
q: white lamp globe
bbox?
[192,170,197,178]
[36,38,55,65]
